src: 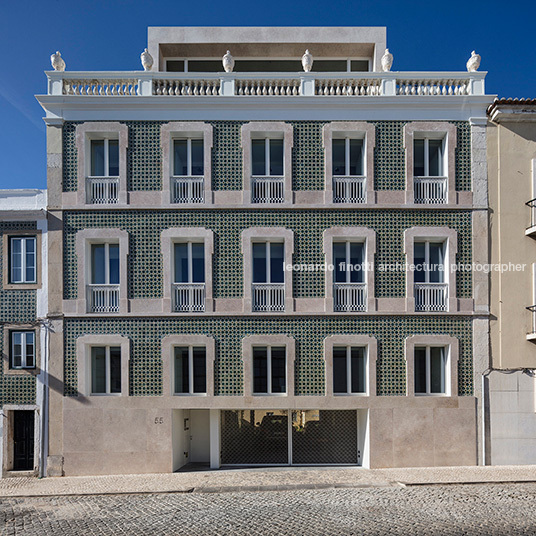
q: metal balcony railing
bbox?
[86,177,119,204]
[252,283,285,312]
[251,177,285,204]
[173,283,205,312]
[88,284,120,313]
[526,305,536,336]
[414,283,448,312]
[414,177,447,204]
[171,176,204,204]
[526,199,536,230]
[333,176,366,204]
[333,283,367,312]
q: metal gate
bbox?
[220,410,358,465]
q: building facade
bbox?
[0,189,48,477]
[37,27,491,476]
[487,98,536,464]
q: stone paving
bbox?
[2,483,536,535]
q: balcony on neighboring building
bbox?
[526,305,536,341]
[86,177,119,204]
[251,177,284,204]
[172,283,206,312]
[526,199,536,237]
[87,284,120,313]
[414,283,448,312]
[171,176,205,204]
[333,283,367,312]
[252,283,285,312]
[333,177,366,204]
[414,177,447,204]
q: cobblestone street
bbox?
[2,483,536,535]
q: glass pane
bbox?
[269,139,283,176]
[312,60,348,72]
[429,242,445,283]
[414,347,427,394]
[349,242,365,283]
[269,243,284,284]
[91,347,106,394]
[192,347,207,393]
[414,242,426,283]
[253,347,268,394]
[428,140,443,176]
[108,140,119,176]
[166,60,185,72]
[173,140,188,176]
[252,243,267,283]
[174,347,190,394]
[430,347,445,393]
[91,140,105,176]
[351,347,366,393]
[190,243,205,283]
[191,139,204,176]
[332,139,346,176]
[110,347,122,394]
[109,245,120,285]
[349,139,364,176]
[333,242,347,283]
[252,139,266,175]
[11,238,22,283]
[25,332,35,368]
[350,60,369,72]
[414,139,425,176]
[91,244,106,284]
[174,243,188,283]
[333,347,347,394]
[12,332,22,368]
[25,238,36,283]
[271,347,286,394]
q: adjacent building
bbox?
[34,26,492,476]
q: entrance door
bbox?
[13,411,34,471]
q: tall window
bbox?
[414,346,447,395]
[252,139,283,176]
[90,139,119,177]
[333,346,366,394]
[173,139,204,176]
[91,346,121,394]
[334,242,365,284]
[10,237,36,284]
[414,138,444,177]
[91,244,120,285]
[174,243,205,284]
[253,242,284,284]
[10,331,35,369]
[332,138,364,176]
[414,241,445,284]
[174,346,207,394]
[253,346,286,394]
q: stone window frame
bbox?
[323,227,376,313]
[324,335,378,397]
[241,227,294,313]
[404,335,459,397]
[242,334,296,397]
[161,334,215,397]
[403,226,458,313]
[75,229,129,314]
[322,122,376,204]
[76,334,130,397]
[160,227,214,313]
[161,122,214,206]
[75,122,129,206]
[2,231,42,290]
[403,122,457,205]
[241,122,294,206]
[2,324,40,376]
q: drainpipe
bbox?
[481,368,491,466]
[38,319,50,478]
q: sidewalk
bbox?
[2,465,536,498]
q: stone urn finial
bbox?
[50,51,66,72]
[222,50,235,73]
[140,48,153,72]
[302,49,313,73]
[466,50,481,72]
[381,49,393,72]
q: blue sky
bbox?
[0,0,533,190]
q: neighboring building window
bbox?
[333,346,366,394]
[253,346,286,395]
[173,242,205,312]
[10,237,36,284]
[90,139,119,177]
[174,346,207,394]
[414,346,447,395]
[10,331,35,369]
[90,346,121,395]
[252,241,285,312]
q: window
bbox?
[253,346,286,394]
[88,243,120,313]
[334,242,365,284]
[252,139,284,176]
[173,138,203,177]
[332,138,364,177]
[90,139,119,177]
[10,331,35,369]
[10,237,36,284]
[414,346,447,395]
[90,346,121,395]
[333,346,366,394]
[252,242,285,312]
[414,241,445,284]
[414,138,444,178]
[174,346,207,394]
[173,242,205,312]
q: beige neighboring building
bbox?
[487,98,536,464]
